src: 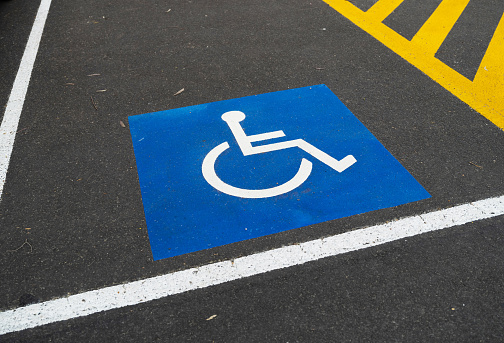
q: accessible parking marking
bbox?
[324,0,504,129]
[129,85,430,260]
[1,195,503,335]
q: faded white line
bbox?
[0,0,52,200]
[1,195,503,335]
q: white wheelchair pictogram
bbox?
[202,111,357,198]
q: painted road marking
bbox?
[1,194,503,336]
[324,0,504,129]
[0,0,53,201]
[129,85,430,260]
[202,110,356,198]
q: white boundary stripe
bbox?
[0,0,52,200]
[1,195,503,335]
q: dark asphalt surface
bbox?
[1,0,503,341]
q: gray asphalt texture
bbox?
[1,0,503,341]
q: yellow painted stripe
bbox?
[410,0,470,55]
[471,14,504,125]
[366,0,405,23]
[323,0,504,129]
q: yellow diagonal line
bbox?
[323,0,504,130]
[471,13,504,125]
[410,0,471,55]
[366,0,405,23]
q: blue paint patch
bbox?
[129,85,430,260]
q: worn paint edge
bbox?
[1,195,503,335]
[0,0,53,200]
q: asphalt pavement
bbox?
[1,0,503,341]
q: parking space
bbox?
[1,0,503,340]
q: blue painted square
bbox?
[129,85,430,260]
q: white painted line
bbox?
[0,0,52,200]
[1,195,503,335]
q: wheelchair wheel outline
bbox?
[202,142,313,199]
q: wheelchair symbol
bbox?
[202,111,357,198]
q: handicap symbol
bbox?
[202,111,357,198]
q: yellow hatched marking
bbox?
[472,15,504,120]
[366,0,404,23]
[323,0,504,129]
[410,0,470,55]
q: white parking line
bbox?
[0,0,52,200]
[1,195,503,335]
